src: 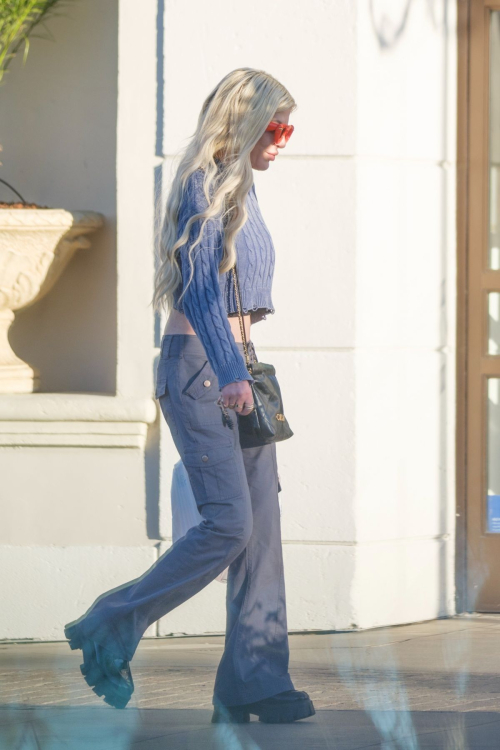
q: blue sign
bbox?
[487,495,500,533]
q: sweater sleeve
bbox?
[177,170,255,390]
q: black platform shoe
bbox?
[64,621,134,709]
[211,689,316,724]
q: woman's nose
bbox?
[277,135,287,148]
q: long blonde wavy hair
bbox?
[151,68,297,315]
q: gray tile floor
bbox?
[1,614,500,748]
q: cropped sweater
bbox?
[172,168,276,389]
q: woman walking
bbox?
[64,68,315,725]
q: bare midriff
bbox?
[163,307,252,343]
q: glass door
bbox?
[467,3,500,610]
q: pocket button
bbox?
[201,455,209,462]
[203,380,211,387]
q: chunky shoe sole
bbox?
[64,621,133,709]
[211,696,315,724]
[253,697,315,723]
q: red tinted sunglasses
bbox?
[265,120,294,145]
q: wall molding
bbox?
[0,394,157,448]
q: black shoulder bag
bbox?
[229,263,294,448]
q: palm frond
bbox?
[0,0,78,83]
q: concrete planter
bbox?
[0,209,103,393]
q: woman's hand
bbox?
[218,380,255,415]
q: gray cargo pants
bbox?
[76,333,295,707]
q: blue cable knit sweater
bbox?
[172,168,276,389]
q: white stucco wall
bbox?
[352,0,457,626]
[0,0,119,394]
[157,0,458,635]
[0,0,159,641]
[0,0,458,642]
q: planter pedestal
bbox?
[0,309,39,392]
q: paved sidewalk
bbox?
[1,614,500,748]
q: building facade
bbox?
[0,0,487,642]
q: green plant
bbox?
[0,0,75,84]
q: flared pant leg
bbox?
[212,439,294,706]
[72,333,294,706]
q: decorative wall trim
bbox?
[0,394,158,448]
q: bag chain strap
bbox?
[217,265,252,427]
[231,264,252,372]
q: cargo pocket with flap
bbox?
[155,361,169,399]
[180,358,220,427]
[182,444,243,506]
[155,358,179,436]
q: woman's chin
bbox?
[253,159,271,171]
